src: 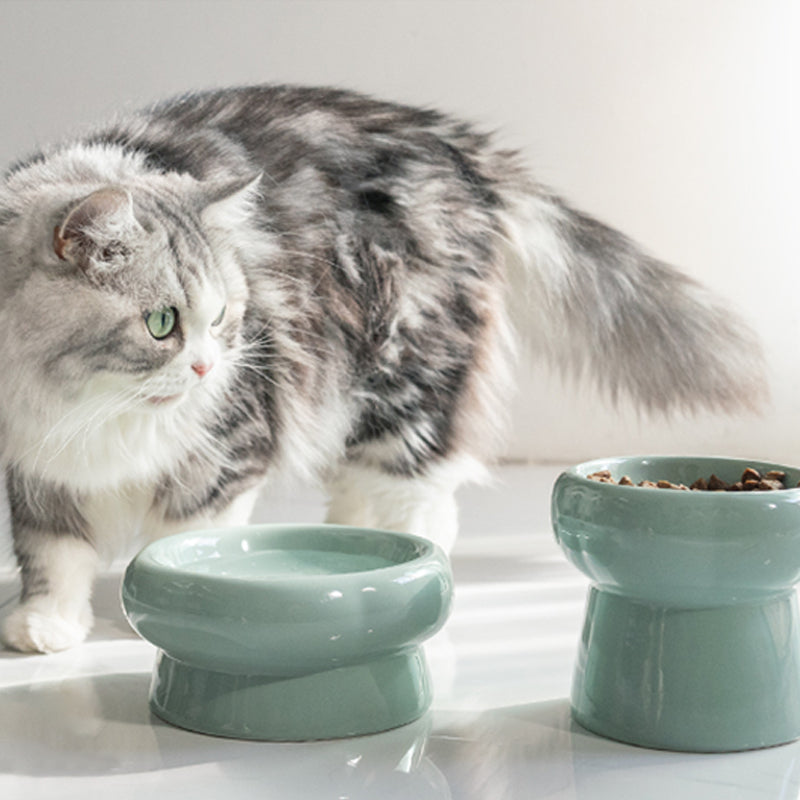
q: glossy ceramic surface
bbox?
[121,524,453,740]
[553,456,800,752]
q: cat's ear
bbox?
[198,173,262,230]
[53,187,139,271]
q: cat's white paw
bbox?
[2,601,92,653]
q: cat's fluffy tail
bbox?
[497,187,766,413]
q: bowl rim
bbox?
[128,522,445,586]
[122,524,453,677]
[561,454,800,501]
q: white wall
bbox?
[1,0,797,464]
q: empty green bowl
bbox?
[552,455,800,752]
[121,524,453,741]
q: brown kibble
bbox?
[586,466,793,491]
[707,474,729,491]
[655,480,689,490]
[766,471,787,482]
[587,470,613,483]
[741,467,762,483]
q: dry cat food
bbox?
[586,467,798,492]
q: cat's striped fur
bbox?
[0,85,763,652]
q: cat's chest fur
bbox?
[82,483,156,562]
[6,391,211,492]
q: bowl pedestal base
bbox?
[149,648,432,741]
[571,587,800,752]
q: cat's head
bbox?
[0,171,259,471]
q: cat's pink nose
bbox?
[192,361,213,378]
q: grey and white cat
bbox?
[0,85,763,653]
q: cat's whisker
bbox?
[24,383,141,472]
[44,385,146,467]
[236,327,333,365]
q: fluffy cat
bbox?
[0,84,763,653]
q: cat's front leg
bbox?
[2,470,99,653]
[325,457,482,554]
[2,532,99,653]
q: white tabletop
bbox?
[2,463,799,799]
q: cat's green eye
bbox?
[145,306,177,339]
[211,305,226,327]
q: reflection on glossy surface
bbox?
[0,670,449,798]
[180,547,396,576]
[431,702,800,800]
[3,465,800,798]
[3,669,800,800]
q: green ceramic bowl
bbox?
[121,524,453,741]
[552,455,800,752]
